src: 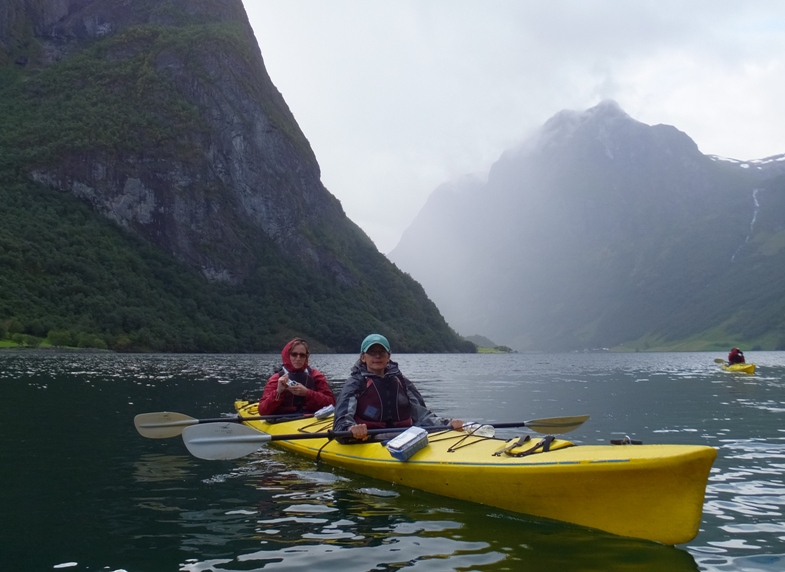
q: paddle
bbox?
[134,411,313,439]
[714,358,726,364]
[182,414,590,460]
[493,416,589,433]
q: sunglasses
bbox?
[365,350,389,357]
[290,352,307,358]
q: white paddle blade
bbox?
[525,415,590,435]
[182,423,272,460]
[134,412,198,438]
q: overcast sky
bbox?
[243,1,785,254]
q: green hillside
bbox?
[0,4,473,354]
[0,170,472,353]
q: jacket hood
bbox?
[281,339,309,372]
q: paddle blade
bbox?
[183,422,272,460]
[135,412,198,438]
[714,358,726,364]
[523,414,590,434]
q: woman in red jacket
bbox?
[258,338,335,415]
[728,348,746,365]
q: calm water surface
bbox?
[2,351,785,571]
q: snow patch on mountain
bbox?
[710,153,785,171]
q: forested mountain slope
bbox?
[390,100,785,352]
[0,0,472,353]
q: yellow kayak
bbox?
[721,362,756,374]
[235,400,716,545]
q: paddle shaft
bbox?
[193,414,312,425]
[182,415,590,460]
[493,421,579,429]
[186,425,447,445]
[187,417,588,443]
[270,425,451,442]
[134,411,314,439]
[142,413,311,427]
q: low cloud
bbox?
[244,0,785,252]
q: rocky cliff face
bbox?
[0,0,471,353]
[2,0,249,64]
[2,0,350,284]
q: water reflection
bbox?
[693,552,785,572]
[133,454,193,483]
[166,453,701,572]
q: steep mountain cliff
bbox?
[390,100,785,351]
[0,0,472,353]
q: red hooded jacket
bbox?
[258,340,335,415]
[728,348,745,365]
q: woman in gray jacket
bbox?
[333,333,463,442]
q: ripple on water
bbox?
[179,536,504,572]
[721,522,785,534]
[357,487,399,498]
[283,504,339,514]
[693,552,785,572]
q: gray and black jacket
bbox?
[333,359,451,442]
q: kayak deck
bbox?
[721,362,756,374]
[235,401,716,545]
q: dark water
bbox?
[2,351,785,571]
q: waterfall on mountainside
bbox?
[731,188,762,262]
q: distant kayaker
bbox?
[728,348,746,365]
[258,338,335,415]
[333,333,464,442]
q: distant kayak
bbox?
[721,362,756,374]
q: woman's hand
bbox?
[287,382,308,396]
[276,374,289,398]
[449,419,465,430]
[349,424,369,440]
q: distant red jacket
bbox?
[258,341,335,415]
[728,348,745,364]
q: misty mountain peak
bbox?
[500,99,699,172]
[546,99,631,133]
[519,99,635,153]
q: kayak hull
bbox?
[235,401,715,545]
[721,362,755,374]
